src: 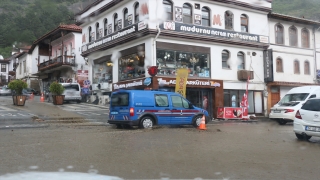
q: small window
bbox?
[237,52,245,70]
[304,61,310,75]
[222,50,230,69]
[96,23,100,40]
[1,64,6,72]
[294,60,300,74]
[124,8,129,27]
[163,0,173,21]
[302,28,310,48]
[104,19,108,36]
[171,96,189,108]
[111,93,129,106]
[276,58,283,72]
[241,14,248,32]
[201,7,210,26]
[134,3,139,23]
[289,26,297,46]
[301,99,320,111]
[183,3,192,24]
[88,26,92,42]
[155,94,169,107]
[225,11,233,30]
[309,94,316,99]
[62,84,80,91]
[114,13,118,32]
[275,24,284,44]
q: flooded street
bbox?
[0,121,319,179]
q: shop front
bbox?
[112,76,223,119]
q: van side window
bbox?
[309,94,316,99]
[171,96,189,108]
[155,94,169,107]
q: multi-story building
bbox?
[266,13,320,113]
[77,0,271,117]
[0,55,10,85]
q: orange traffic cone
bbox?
[198,115,207,130]
[40,93,44,102]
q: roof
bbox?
[29,24,82,53]
[269,12,320,26]
[0,60,10,64]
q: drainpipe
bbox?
[153,0,161,63]
[314,26,320,83]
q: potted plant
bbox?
[8,79,28,106]
[49,82,65,105]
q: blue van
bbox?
[108,90,210,128]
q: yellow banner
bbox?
[175,68,188,97]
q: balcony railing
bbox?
[38,55,75,71]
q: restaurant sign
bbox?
[160,21,269,44]
[82,24,138,52]
[113,79,143,90]
[158,78,220,88]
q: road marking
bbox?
[0,106,17,112]
[59,104,109,111]
[77,112,101,116]
[17,113,31,116]
[0,113,16,116]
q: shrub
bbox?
[49,82,65,95]
[8,80,27,95]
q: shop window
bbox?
[96,23,100,40]
[224,89,257,113]
[124,8,129,27]
[155,94,169,107]
[225,11,233,30]
[114,13,118,32]
[104,18,108,36]
[289,26,297,46]
[163,0,173,21]
[119,53,145,81]
[222,50,230,69]
[240,14,248,32]
[237,52,245,70]
[302,28,310,48]
[304,61,310,75]
[202,7,210,26]
[183,3,192,24]
[134,2,139,23]
[294,60,300,74]
[275,24,284,44]
[92,60,113,84]
[156,49,210,77]
[171,95,189,108]
[276,58,283,72]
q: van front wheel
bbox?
[193,115,203,128]
[139,116,154,129]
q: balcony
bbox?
[38,55,75,71]
[237,70,254,81]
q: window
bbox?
[202,7,210,26]
[104,19,108,36]
[222,50,230,69]
[294,60,300,74]
[302,99,320,111]
[225,11,233,30]
[119,50,145,81]
[96,23,100,40]
[171,96,189,108]
[304,61,310,75]
[276,58,283,72]
[183,3,192,24]
[241,14,248,32]
[114,13,118,32]
[275,24,284,44]
[19,61,21,74]
[237,52,245,70]
[224,89,259,113]
[289,26,297,46]
[111,93,129,106]
[163,0,173,21]
[134,3,139,23]
[156,49,210,77]
[155,94,169,107]
[93,60,113,84]
[62,84,80,91]
[23,61,26,73]
[88,26,92,42]
[302,28,310,48]
[124,8,129,27]
[309,94,316,99]
[1,64,6,72]
[280,93,309,104]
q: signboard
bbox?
[113,79,143,90]
[175,68,188,97]
[118,19,122,30]
[175,7,183,22]
[127,14,133,25]
[161,22,269,43]
[158,77,221,88]
[194,14,201,25]
[263,49,274,82]
[217,107,243,119]
[77,70,89,87]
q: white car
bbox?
[60,83,82,103]
[294,98,320,140]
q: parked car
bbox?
[22,88,34,100]
[294,98,320,140]
[24,88,40,95]
[0,86,12,96]
[269,86,320,125]
[60,83,82,103]
[108,90,210,129]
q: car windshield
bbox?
[278,93,309,105]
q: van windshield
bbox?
[279,93,309,105]
[111,93,129,106]
[63,84,79,91]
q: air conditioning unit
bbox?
[237,70,254,81]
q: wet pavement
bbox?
[0,121,319,179]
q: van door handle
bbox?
[165,108,170,110]
[172,109,177,110]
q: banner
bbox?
[175,68,188,97]
[240,76,249,120]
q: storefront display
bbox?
[93,61,113,84]
[119,53,145,80]
[217,107,243,119]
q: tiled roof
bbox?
[269,12,320,26]
[58,24,82,31]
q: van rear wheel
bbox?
[139,116,154,129]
